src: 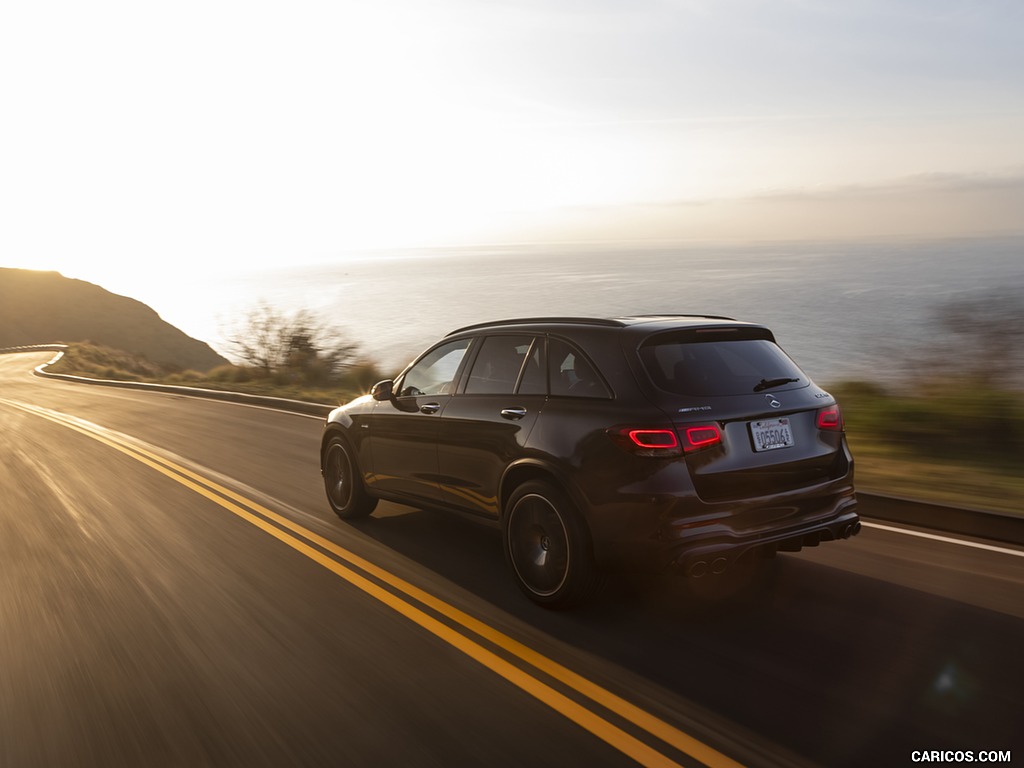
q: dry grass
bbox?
[49,343,373,405]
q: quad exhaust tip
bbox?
[684,520,860,578]
[687,557,731,578]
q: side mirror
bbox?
[370,379,395,401]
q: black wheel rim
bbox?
[508,493,570,596]
[325,443,352,510]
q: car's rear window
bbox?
[639,336,806,397]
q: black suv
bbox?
[321,316,858,606]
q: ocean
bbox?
[193,236,1023,386]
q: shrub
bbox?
[833,379,1023,469]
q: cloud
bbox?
[744,170,1024,201]
[485,171,1024,244]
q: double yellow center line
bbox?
[2,397,743,768]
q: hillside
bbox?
[0,268,227,372]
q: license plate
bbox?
[750,418,795,452]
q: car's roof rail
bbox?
[625,313,738,322]
[447,317,627,335]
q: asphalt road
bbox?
[2,351,1021,767]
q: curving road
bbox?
[1,351,1021,767]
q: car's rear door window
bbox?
[464,335,536,395]
[516,339,546,395]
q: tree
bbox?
[911,290,1024,391]
[935,290,1023,389]
[222,302,360,385]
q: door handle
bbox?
[420,402,441,414]
[500,407,528,420]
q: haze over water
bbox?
[197,235,1023,386]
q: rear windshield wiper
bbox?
[753,377,800,392]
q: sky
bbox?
[2,0,1023,313]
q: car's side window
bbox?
[398,339,471,397]
[548,338,611,399]
[516,339,546,395]
[464,335,535,395]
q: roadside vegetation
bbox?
[832,291,1024,515]
[831,380,1023,514]
[43,295,1023,515]
[47,304,385,404]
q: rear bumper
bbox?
[589,480,859,574]
[668,498,860,577]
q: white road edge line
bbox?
[18,348,325,421]
[861,521,1024,558]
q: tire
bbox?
[503,480,599,608]
[323,435,378,520]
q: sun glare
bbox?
[2,1,1021,289]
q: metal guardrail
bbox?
[5,345,1022,546]
[0,344,69,354]
[3,344,333,417]
[857,493,1023,546]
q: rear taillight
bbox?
[607,427,682,457]
[680,423,723,453]
[816,405,844,431]
[608,422,724,457]
[627,429,679,449]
